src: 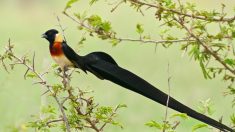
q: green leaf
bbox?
[64,0,79,11]
[95,106,113,120]
[111,121,123,129]
[231,114,235,125]
[136,23,144,34]
[51,63,59,69]
[170,113,188,120]
[232,31,235,38]
[88,15,102,27]
[117,104,127,109]
[78,37,86,45]
[41,105,56,114]
[224,58,235,67]
[100,21,111,32]
[197,98,214,115]
[199,57,211,79]
[52,84,63,92]
[192,124,208,131]
[145,120,162,129]
[228,86,235,95]
[189,44,200,60]
[89,0,98,5]
[26,72,37,78]
[162,0,173,6]
[110,39,120,46]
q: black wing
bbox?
[84,59,233,132]
[62,42,87,72]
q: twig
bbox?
[41,89,50,96]
[54,96,71,132]
[1,59,9,73]
[116,37,195,44]
[63,11,91,30]
[172,121,180,130]
[46,119,64,125]
[56,15,67,42]
[163,62,171,132]
[24,68,30,79]
[110,0,124,12]
[32,52,35,70]
[99,105,119,131]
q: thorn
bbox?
[24,68,30,79]
[32,52,35,70]
[41,90,50,96]
[41,71,49,77]
[33,81,46,85]
[1,59,9,73]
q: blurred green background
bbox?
[0,0,234,131]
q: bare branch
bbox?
[32,52,35,70]
[163,62,171,132]
[110,1,125,12]
[56,15,67,42]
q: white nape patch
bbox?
[55,33,63,42]
[52,54,74,69]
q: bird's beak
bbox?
[41,33,47,38]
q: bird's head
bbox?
[42,29,63,43]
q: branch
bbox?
[128,0,235,22]
[63,11,91,30]
[173,17,235,75]
[63,11,195,45]
[54,96,71,132]
[116,37,195,44]
[56,15,67,42]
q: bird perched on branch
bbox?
[42,29,234,132]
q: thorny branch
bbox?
[3,39,72,131]
[1,39,124,132]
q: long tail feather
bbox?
[87,61,234,132]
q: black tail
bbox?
[87,60,234,132]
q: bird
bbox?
[42,29,234,132]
